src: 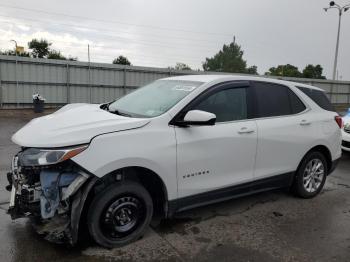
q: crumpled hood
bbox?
[12,104,151,148]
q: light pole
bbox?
[324,1,350,80]
[10,39,19,107]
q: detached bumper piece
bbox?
[7,161,90,244]
[40,170,82,219]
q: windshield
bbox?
[108,80,203,118]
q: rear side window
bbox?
[253,82,306,118]
[297,86,334,111]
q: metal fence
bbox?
[1,55,350,108]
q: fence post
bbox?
[66,63,70,104]
[88,64,92,103]
[123,67,127,95]
[15,56,19,108]
[0,59,2,108]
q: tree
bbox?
[2,39,76,61]
[265,64,302,78]
[202,41,257,74]
[28,39,51,58]
[47,50,66,60]
[174,62,192,71]
[0,49,30,57]
[68,56,78,61]
[302,64,326,79]
[113,56,131,65]
[246,65,258,75]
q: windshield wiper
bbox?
[100,103,110,111]
[111,109,132,117]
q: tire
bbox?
[87,181,153,248]
[292,151,328,198]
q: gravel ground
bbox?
[0,110,349,262]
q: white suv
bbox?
[7,75,342,248]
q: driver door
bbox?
[174,81,257,199]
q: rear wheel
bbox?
[87,181,153,248]
[292,151,328,198]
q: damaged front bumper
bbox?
[7,154,92,244]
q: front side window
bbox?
[108,80,203,118]
[193,88,248,122]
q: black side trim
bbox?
[168,172,294,217]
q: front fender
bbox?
[71,126,177,200]
[72,157,175,200]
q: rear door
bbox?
[251,81,314,180]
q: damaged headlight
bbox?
[18,145,88,166]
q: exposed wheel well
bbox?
[81,167,168,227]
[120,167,168,220]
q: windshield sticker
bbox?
[172,85,197,92]
[145,110,157,116]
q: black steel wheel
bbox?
[87,181,153,248]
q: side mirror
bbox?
[180,110,216,126]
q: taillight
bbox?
[335,115,343,128]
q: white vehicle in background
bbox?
[6,75,342,248]
[342,109,350,152]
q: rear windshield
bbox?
[297,86,334,112]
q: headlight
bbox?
[18,145,88,166]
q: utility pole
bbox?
[10,39,19,107]
[324,1,350,80]
[333,8,342,81]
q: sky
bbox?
[0,0,349,80]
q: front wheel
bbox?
[292,151,328,198]
[87,181,153,248]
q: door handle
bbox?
[238,127,255,134]
[300,120,311,126]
